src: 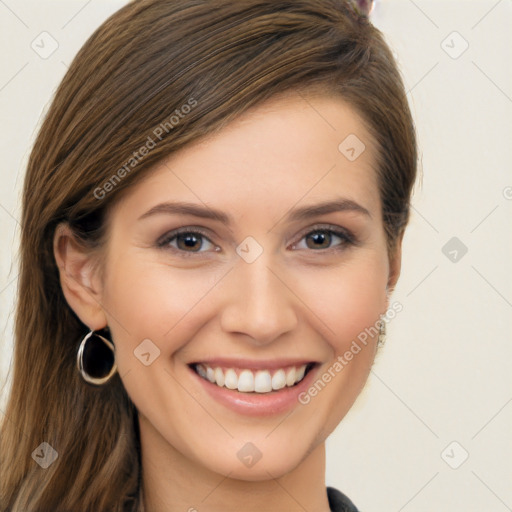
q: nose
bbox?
[219,255,298,346]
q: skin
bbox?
[54,91,402,512]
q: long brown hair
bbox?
[0,1,417,510]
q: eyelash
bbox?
[156,224,358,257]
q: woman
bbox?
[0,0,417,510]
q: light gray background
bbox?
[1,1,511,510]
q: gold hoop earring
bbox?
[377,316,387,347]
[77,329,117,385]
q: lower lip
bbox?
[188,364,319,417]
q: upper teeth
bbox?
[194,363,308,393]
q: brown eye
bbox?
[176,233,203,252]
[292,227,354,252]
[158,228,217,255]
[305,231,333,250]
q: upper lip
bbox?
[189,358,318,371]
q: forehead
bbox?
[112,92,381,224]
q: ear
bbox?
[53,222,107,331]
[386,231,404,297]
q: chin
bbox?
[194,434,320,482]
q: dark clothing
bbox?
[327,486,360,512]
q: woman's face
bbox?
[89,92,399,479]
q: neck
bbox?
[138,415,332,512]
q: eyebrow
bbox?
[138,198,372,225]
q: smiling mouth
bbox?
[190,362,316,393]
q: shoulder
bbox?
[326,486,360,512]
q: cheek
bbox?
[296,253,389,352]
[101,254,223,360]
